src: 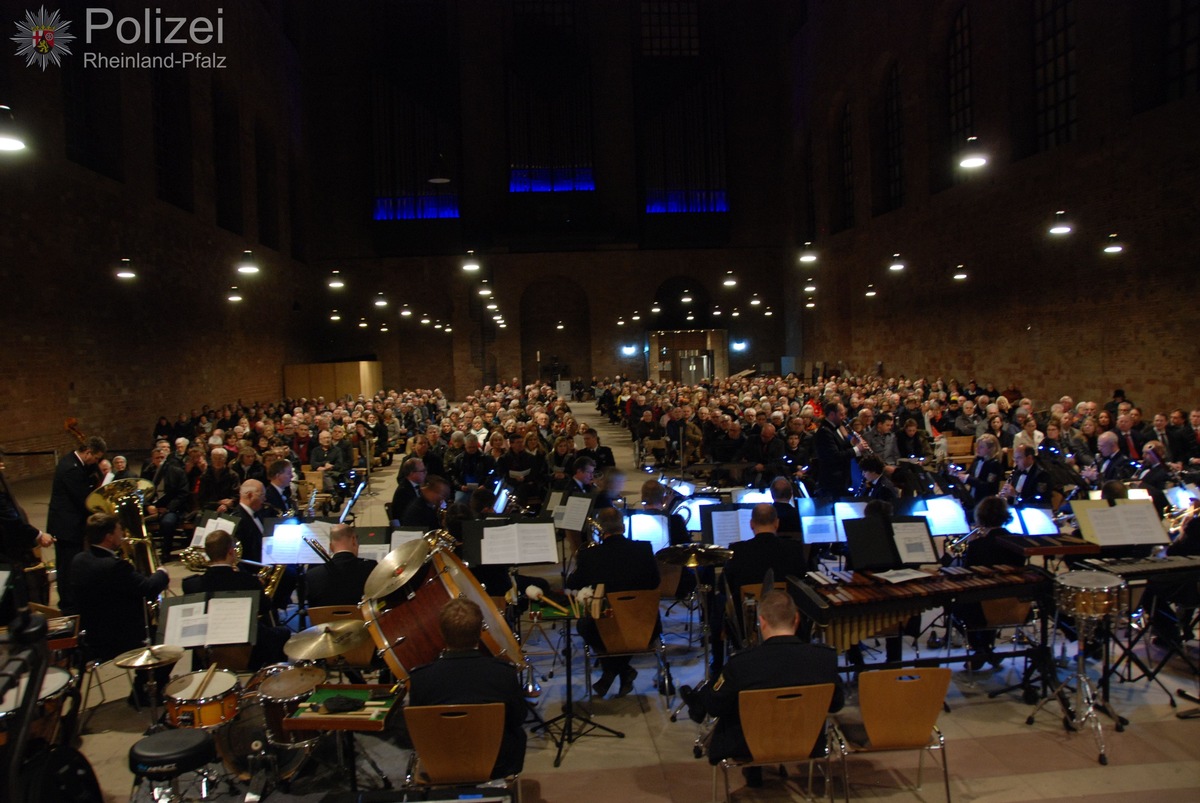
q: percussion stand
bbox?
[1025,614,1120,765]
[669,568,714,723]
[1101,597,1182,707]
[531,613,624,767]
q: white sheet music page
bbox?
[711,510,745,547]
[390,529,427,550]
[162,601,209,648]
[559,495,592,532]
[205,596,255,645]
[1113,500,1170,545]
[358,544,392,563]
[891,522,938,564]
[517,521,559,564]
[480,524,520,564]
[265,521,332,564]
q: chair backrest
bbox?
[404,703,504,784]
[859,668,951,749]
[945,435,974,458]
[307,605,377,667]
[199,644,253,672]
[657,561,683,598]
[739,684,834,764]
[594,589,660,653]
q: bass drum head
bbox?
[438,551,525,665]
[213,698,311,782]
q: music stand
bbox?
[530,610,624,766]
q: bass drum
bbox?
[212,697,312,783]
[0,666,75,748]
[361,550,525,681]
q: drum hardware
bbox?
[284,621,372,662]
[1026,570,1128,765]
[114,644,185,732]
[253,664,327,747]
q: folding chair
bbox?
[586,589,674,698]
[404,703,519,799]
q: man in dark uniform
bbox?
[390,457,426,525]
[813,403,861,501]
[955,496,1026,668]
[1082,432,1133,488]
[263,459,295,517]
[576,430,616,472]
[406,598,527,779]
[682,590,843,788]
[230,480,268,563]
[306,523,378,606]
[72,512,170,704]
[402,475,451,530]
[769,478,803,534]
[1,450,55,615]
[1000,445,1053,508]
[857,455,899,504]
[46,435,106,613]
[181,529,288,669]
[566,507,660,697]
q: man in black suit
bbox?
[736,423,786,488]
[576,430,616,471]
[306,523,378,606]
[495,433,543,509]
[1114,414,1146,461]
[1000,445,1053,508]
[682,591,843,788]
[401,475,451,530]
[72,512,171,702]
[813,403,862,500]
[769,477,803,534]
[857,455,899,504]
[1082,432,1133,487]
[390,457,426,524]
[406,598,527,779]
[181,529,288,669]
[723,504,806,601]
[263,459,295,517]
[46,435,106,613]
[567,507,660,697]
[1130,440,1171,514]
[1,450,55,615]
[231,480,268,562]
[565,456,597,496]
[145,446,192,565]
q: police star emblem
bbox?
[12,6,75,70]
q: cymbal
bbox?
[363,539,432,600]
[114,644,185,669]
[284,620,371,662]
[655,543,733,568]
[87,478,155,512]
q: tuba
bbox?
[86,479,160,576]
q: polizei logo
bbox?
[12,6,75,69]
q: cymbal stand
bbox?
[1025,613,1119,765]
[670,569,714,723]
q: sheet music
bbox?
[801,515,839,544]
[517,521,559,564]
[711,509,749,548]
[873,568,930,584]
[206,596,255,645]
[1080,505,1128,546]
[161,600,209,648]
[192,514,239,547]
[507,468,531,481]
[358,544,392,563]
[544,491,565,514]
[1113,500,1170,545]
[480,524,520,564]
[891,522,938,564]
[559,495,592,532]
[390,529,427,550]
[264,521,332,564]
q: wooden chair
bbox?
[715,683,837,802]
[404,703,515,793]
[195,644,254,673]
[586,589,674,697]
[831,667,952,802]
[306,605,378,673]
[944,436,975,468]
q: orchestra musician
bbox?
[263,459,295,516]
[305,522,378,607]
[769,477,803,534]
[681,590,843,789]
[813,403,863,500]
[406,598,527,779]
[400,475,451,530]
[953,496,1026,670]
[0,450,56,616]
[857,455,898,503]
[567,507,660,697]
[230,480,268,563]
[1140,504,1200,646]
[390,457,426,524]
[71,511,170,704]
[999,444,1053,508]
[1129,440,1170,515]
[954,434,1003,509]
[1081,431,1133,487]
[46,434,106,613]
[181,529,289,669]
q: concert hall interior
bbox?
[1,1,1199,801]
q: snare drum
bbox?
[163,669,241,729]
[1054,570,1127,621]
[361,550,525,681]
[0,666,74,747]
[254,664,326,747]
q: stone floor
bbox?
[5,405,1199,802]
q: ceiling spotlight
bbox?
[799,243,818,264]
[764,308,773,316]
[478,279,493,297]
[749,294,761,306]
[400,306,413,317]
[444,326,453,333]
[329,310,341,321]
[681,292,692,303]
[555,321,564,330]
[358,319,368,328]
[731,308,740,317]
[380,325,389,332]
[804,284,816,293]
[712,306,722,317]
[435,322,445,329]
[374,293,388,307]
[486,302,498,310]
[427,152,451,184]
[651,304,661,313]
[959,135,988,169]
[1049,210,1072,235]
[492,314,503,321]
[462,261,480,272]
[631,312,641,321]
[889,254,905,271]
[498,323,507,329]
[1103,233,1124,254]
[686,313,695,321]
[805,301,816,309]
[420,316,431,324]
[617,318,626,326]
[865,284,877,298]
[227,287,243,302]
[0,105,27,151]
[115,258,136,279]
[236,250,259,274]
[723,271,737,287]
[953,264,968,280]
[327,271,344,289]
